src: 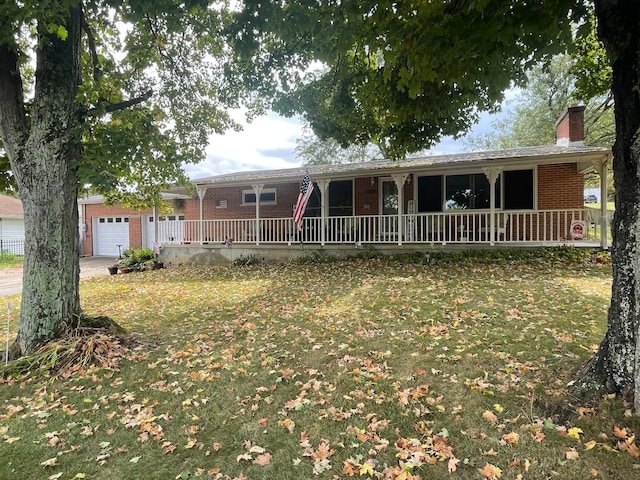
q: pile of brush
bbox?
[1,315,128,379]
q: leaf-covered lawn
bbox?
[1,257,639,480]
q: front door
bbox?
[380,179,398,240]
[381,179,398,215]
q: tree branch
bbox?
[0,45,28,164]
[87,89,154,116]
[80,4,101,83]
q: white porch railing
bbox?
[155,209,611,247]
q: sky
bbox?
[183,106,510,180]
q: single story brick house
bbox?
[80,106,612,263]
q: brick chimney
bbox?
[555,104,585,146]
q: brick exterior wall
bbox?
[81,203,153,256]
[201,183,300,219]
[537,164,584,210]
[355,177,378,215]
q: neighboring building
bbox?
[81,106,612,262]
[0,194,25,255]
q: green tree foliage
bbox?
[466,55,615,152]
[0,152,18,193]
[228,0,586,159]
[0,1,239,355]
[572,9,613,101]
[295,125,380,166]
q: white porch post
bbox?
[316,179,330,246]
[598,160,609,249]
[391,173,410,245]
[482,167,502,246]
[197,187,207,244]
[251,184,264,245]
[152,206,158,245]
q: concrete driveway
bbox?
[0,256,118,297]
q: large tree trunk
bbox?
[2,7,83,356]
[575,1,640,407]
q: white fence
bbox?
[152,209,611,246]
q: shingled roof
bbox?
[191,144,611,188]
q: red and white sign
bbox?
[570,220,586,240]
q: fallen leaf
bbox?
[253,453,272,466]
[627,442,640,458]
[280,418,296,433]
[565,448,579,460]
[482,410,499,424]
[236,453,252,462]
[478,462,502,479]
[359,461,374,476]
[567,427,583,440]
[342,459,358,476]
[41,457,59,468]
[613,426,628,439]
[533,431,546,443]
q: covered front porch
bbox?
[159,207,610,249]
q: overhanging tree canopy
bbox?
[228,0,586,158]
[0,0,239,356]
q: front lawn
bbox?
[1,252,639,480]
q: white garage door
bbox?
[95,217,129,256]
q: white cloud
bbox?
[184,100,515,180]
[184,110,304,179]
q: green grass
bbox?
[585,202,615,211]
[1,252,639,480]
[0,253,23,269]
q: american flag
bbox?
[293,174,314,230]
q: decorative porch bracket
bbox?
[482,166,503,246]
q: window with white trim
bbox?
[417,169,534,212]
[242,188,277,205]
